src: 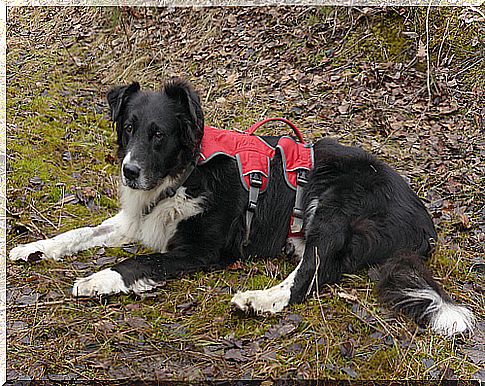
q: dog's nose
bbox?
[123,164,141,181]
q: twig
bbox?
[395,327,420,374]
[454,57,484,77]
[437,18,450,67]
[313,248,331,378]
[7,299,87,310]
[204,83,213,104]
[60,39,80,68]
[24,218,47,240]
[333,33,373,60]
[119,11,132,53]
[305,246,320,298]
[331,8,338,38]
[29,295,40,344]
[469,6,485,20]
[425,2,432,105]
[29,201,57,230]
[57,184,65,230]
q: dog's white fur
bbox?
[403,289,475,336]
[9,212,131,261]
[231,238,306,314]
[231,258,303,314]
[72,268,129,297]
[120,184,205,252]
[72,268,159,297]
[10,182,205,261]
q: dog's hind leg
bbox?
[231,214,347,314]
[231,255,304,314]
[9,211,133,262]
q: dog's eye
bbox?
[125,124,133,134]
[154,131,164,139]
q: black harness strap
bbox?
[243,172,263,246]
[290,169,309,235]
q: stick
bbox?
[426,3,432,105]
[7,299,88,310]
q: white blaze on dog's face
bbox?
[107,79,204,191]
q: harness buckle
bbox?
[296,169,309,186]
[248,200,257,212]
[250,172,263,188]
[293,207,304,219]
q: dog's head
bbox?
[107,78,204,190]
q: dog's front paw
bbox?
[72,268,129,297]
[9,243,46,262]
[231,288,290,314]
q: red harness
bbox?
[199,118,314,241]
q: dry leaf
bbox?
[417,40,426,62]
[459,213,472,229]
[337,291,359,302]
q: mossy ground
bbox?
[6,6,484,381]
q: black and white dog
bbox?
[10,79,474,337]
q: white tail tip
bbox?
[430,301,475,337]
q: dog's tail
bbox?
[376,251,474,337]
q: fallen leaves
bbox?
[75,187,98,212]
[339,340,355,359]
[176,301,197,315]
[227,261,244,271]
[338,101,351,115]
[94,255,118,267]
[62,150,72,162]
[94,320,116,334]
[223,348,248,362]
[29,176,44,189]
[457,211,472,230]
[337,290,359,303]
[463,322,485,366]
[125,316,150,330]
[264,314,302,340]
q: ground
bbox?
[6,6,485,381]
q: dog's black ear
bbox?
[107,82,140,122]
[163,78,204,154]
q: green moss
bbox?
[11,157,52,182]
[339,13,409,64]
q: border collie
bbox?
[10,79,474,337]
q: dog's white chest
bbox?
[120,185,205,252]
[138,192,204,251]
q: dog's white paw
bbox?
[72,268,129,297]
[9,243,46,262]
[231,288,290,314]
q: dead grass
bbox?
[6,6,484,381]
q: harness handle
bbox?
[246,118,305,143]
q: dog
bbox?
[10,78,474,337]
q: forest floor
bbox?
[6,6,484,381]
